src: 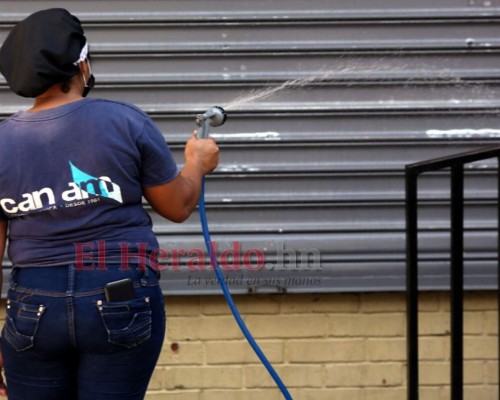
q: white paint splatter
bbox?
[218,164,261,172]
[426,128,500,138]
[210,131,281,140]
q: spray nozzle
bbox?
[195,106,227,138]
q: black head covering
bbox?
[0,8,87,98]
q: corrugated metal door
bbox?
[1,1,500,294]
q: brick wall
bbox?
[147,292,498,400]
[0,292,496,399]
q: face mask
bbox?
[82,74,95,97]
[81,59,95,97]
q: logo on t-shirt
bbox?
[0,162,123,217]
[68,162,123,204]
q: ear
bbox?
[78,59,90,77]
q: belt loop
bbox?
[140,260,151,286]
[9,267,18,289]
[67,264,76,295]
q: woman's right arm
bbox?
[143,131,219,223]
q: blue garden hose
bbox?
[196,107,293,400]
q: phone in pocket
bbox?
[104,278,135,302]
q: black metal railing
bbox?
[406,146,500,400]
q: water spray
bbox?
[195,106,293,400]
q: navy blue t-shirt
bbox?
[0,98,178,266]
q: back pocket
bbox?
[97,296,152,349]
[2,298,45,352]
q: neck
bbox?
[29,77,84,112]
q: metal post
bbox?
[406,168,419,400]
[450,163,464,400]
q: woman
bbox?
[0,8,219,400]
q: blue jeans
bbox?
[1,264,166,400]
